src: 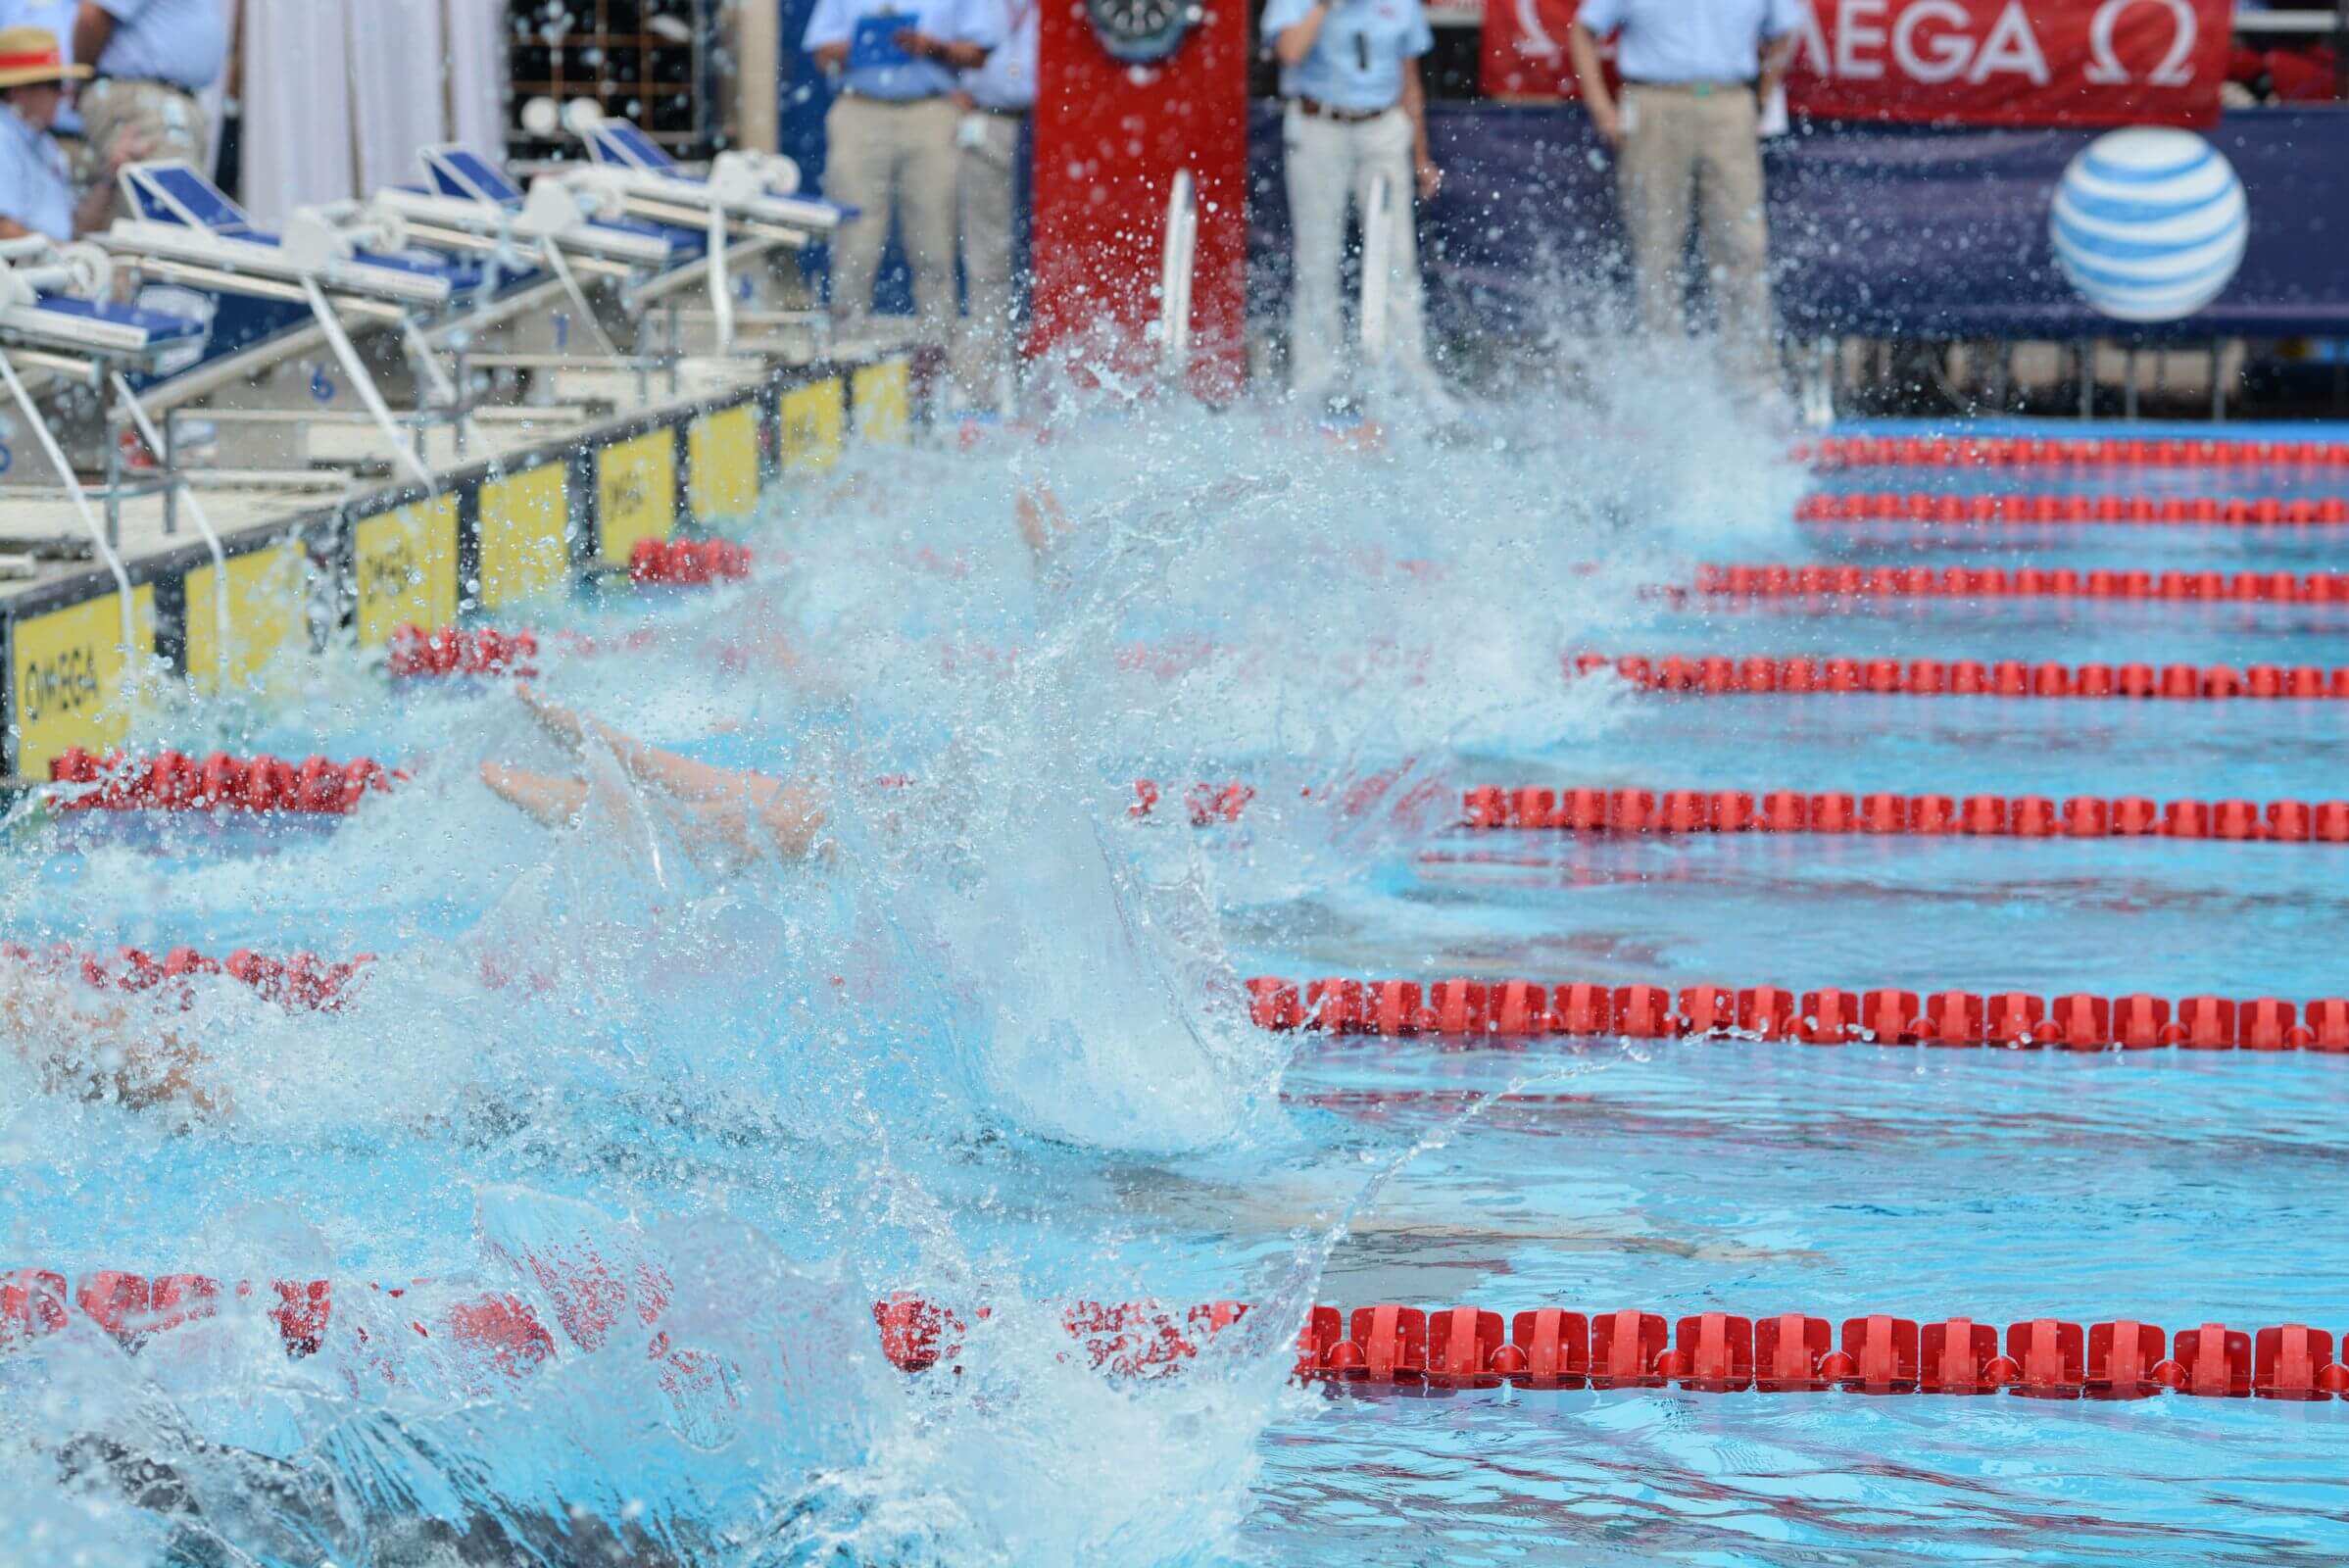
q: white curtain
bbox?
[240,0,354,226]
[237,0,505,226]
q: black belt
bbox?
[89,74,201,95]
[1620,78,1755,95]
[1297,96,1391,123]
[972,104,1028,118]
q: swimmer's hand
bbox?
[1013,483,1072,564]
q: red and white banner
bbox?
[1482,0,2231,127]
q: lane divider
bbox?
[1131,779,1255,823]
[1801,434,2349,471]
[60,944,372,1010]
[46,749,403,813]
[881,1295,2342,1400]
[1569,652,2349,700]
[631,537,752,586]
[1246,975,2349,1051]
[18,1275,2338,1403]
[388,624,539,679]
[1798,491,2349,525]
[1290,1304,2338,1398]
[1695,564,2349,605]
[1460,786,2349,843]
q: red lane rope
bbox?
[1246,975,2349,1052]
[24,944,373,1010]
[1130,779,1255,823]
[1568,652,2349,700]
[1801,433,2349,472]
[388,624,539,679]
[1694,564,2349,605]
[1460,786,2349,843]
[630,537,752,586]
[20,1275,2335,1403]
[46,750,403,813]
[877,1295,2338,1400]
[1798,491,2349,525]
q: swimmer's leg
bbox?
[480,762,590,828]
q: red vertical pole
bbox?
[1027,2,1250,400]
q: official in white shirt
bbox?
[1263,0,1449,413]
[73,0,225,222]
[804,0,1001,347]
[0,24,132,239]
[1570,0,1804,394]
[951,0,1032,411]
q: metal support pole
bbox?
[2079,339,2094,417]
[303,276,433,489]
[114,371,229,692]
[102,402,123,547]
[0,350,137,662]
[2124,345,2138,420]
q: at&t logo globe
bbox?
[2051,126,2247,322]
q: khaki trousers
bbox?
[954,110,1021,407]
[1282,101,1437,404]
[1615,82,1774,387]
[74,79,211,224]
[823,93,959,343]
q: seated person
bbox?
[0,24,147,240]
[480,684,828,863]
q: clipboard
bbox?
[851,13,917,70]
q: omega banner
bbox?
[1484,0,2230,127]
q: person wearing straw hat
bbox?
[0,24,136,239]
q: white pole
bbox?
[111,371,229,692]
[1360,172,1393,367]
[541,240,621,356]
[708,203,735,355]
[0,350,138,665]
[301,276,434,490]
[1159,170,1197,377]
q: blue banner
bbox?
[1248,105,2349,342]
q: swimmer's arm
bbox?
[480,761,592,828]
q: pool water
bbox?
[4,385,2347,1566]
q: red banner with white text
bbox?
[1482,0,2231,127]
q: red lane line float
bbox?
[1567,653,2349,701]
[1794,491,2349,526]
[1459,787,2349,845]
[1246,976,2349,1053]
[1,943,371,1011]
[1130,779,1256,823]
[1798,434,2349,473]
[16,1276,2332,1403]
[630,537,753,586]
[880,1294,2322,1400]
[1287,1304,2329,1399]
[387,624,539,679]
[1697,563,2349,604]
[46,749,403,813]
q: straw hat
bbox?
[0,27,89,89]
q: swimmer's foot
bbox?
[514,682,586,752]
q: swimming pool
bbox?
[4,391,2346,1565]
